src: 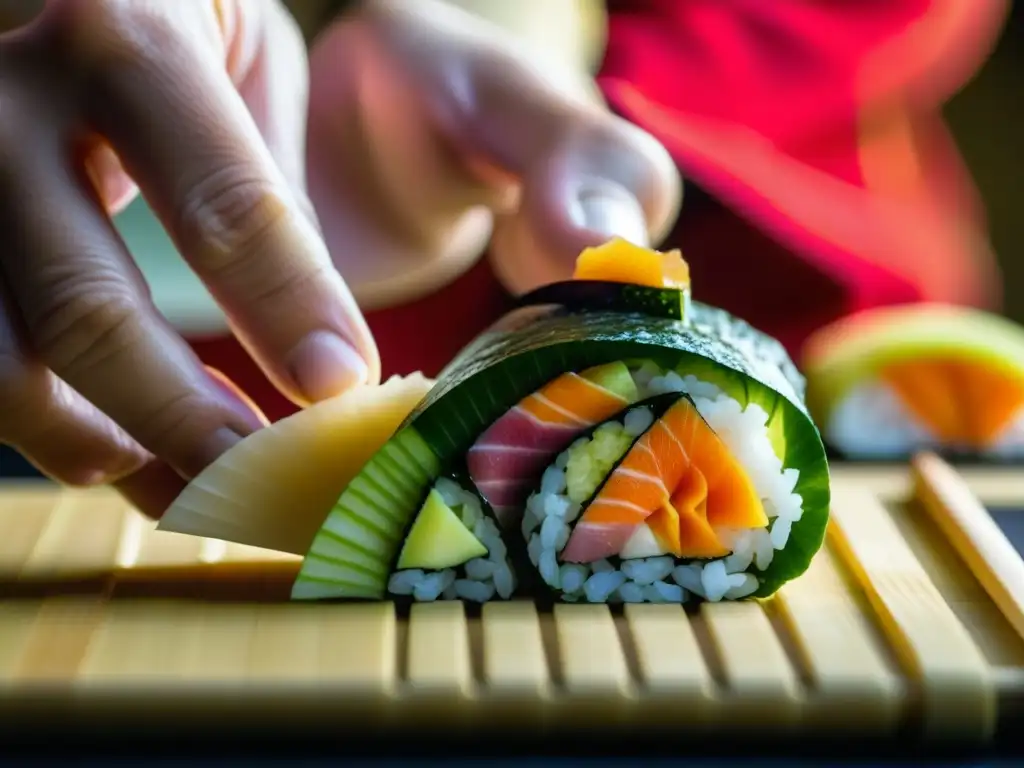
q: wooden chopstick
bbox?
[910,451,1024,643]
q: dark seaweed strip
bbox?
[515,280,689,321]
[413,303,809,438]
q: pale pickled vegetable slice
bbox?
[158,373,434,555]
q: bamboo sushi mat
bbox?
[0,463,1023,744]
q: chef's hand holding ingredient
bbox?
[0,0,679,518]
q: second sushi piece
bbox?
[804,304,1024,460]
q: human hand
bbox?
[0,0,378,517]
[305,0,683,310]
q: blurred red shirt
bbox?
[191,0,1009,423]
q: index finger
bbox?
[44,0,380,404]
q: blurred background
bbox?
[0,0,1023,476]
[103,0,1024,332]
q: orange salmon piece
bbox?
[583,441,670,526]
[881,357,1024,448]
[942,360,1024,446]
[520,372,628,426]
[569,397,767,562]
[881,360,963,443]
[668,469,730,558]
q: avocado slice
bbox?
[580,361,639,403]
[396,489,488,571]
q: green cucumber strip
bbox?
[580,361,639,403]
[291,427,441,600]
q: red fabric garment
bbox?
[598,0,1007,326]
[189,0,1008,424]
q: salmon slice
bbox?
[561,396,767,563]
[880,360,963,443]
[648,469,731,559]
[881,358,1024,447]
[467,364,633,527]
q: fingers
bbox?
[226,0,313,208]
[112,460,189,521]
[0,282,150,487]
[39,0,380,402]
[0,128,265,482]
[364,0,682,293]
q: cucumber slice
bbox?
[396,489,488,570]
[516,280,691,322]
[292,427,441,599]
[580,361,639,403]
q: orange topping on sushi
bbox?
[573,238,690,290]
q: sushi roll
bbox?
[803,304,1024,460]
[292,238,831,603]
[522,381,801,603]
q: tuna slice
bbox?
[466,362,637,528]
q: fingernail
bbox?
[286,330,370,403]
[573,183,649,246]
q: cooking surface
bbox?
[0,465,1021,750]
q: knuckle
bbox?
[177,167,293,273]
[50,0,185,73]
[246,254,333,309]
[135,388,219,459]
[27,271,143,380]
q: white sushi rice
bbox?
[826,380,1024,459]
[523,360,804,603]
[387,478,517,602]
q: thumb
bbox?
[489,118,681,294]
[363,0,682,294]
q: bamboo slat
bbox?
[0,465,1019,742]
